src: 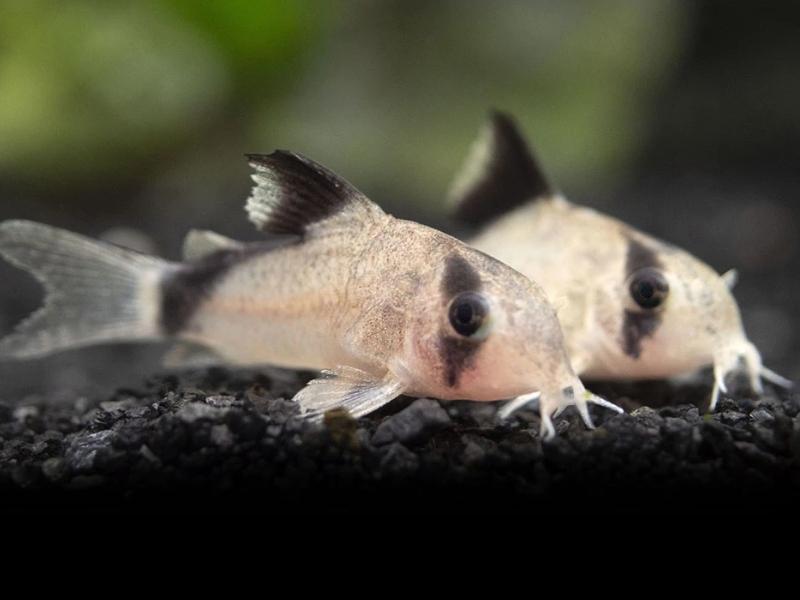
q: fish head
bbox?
[400,247,581,402]
[588,233,764,394]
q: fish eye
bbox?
[629,268,669,310]
[448,292,490,338]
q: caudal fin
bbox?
[0,220,171,359]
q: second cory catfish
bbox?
[0,151,620,437]
[448,112,793,410]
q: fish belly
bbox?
[187,311,343,370]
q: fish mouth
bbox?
[711,343,762,410]
[722,359,760,399]
[496,380,624,439]
[710,341,794,411]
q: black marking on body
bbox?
[622,237,664,359]
[622,311,661,359]
[246,151,364,236]
[441,254,483,297]
[625,237,663,276]
[439,253,485,387]
[160,238,297,335]
[453,110,555,226]
[441,336,483,388]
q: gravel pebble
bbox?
[372,398,451,445]
[0,370,797,511]
[65,430,117,472]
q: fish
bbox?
[0,150,621,437]
[447,111,793,410]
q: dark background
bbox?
[0,0,797,402]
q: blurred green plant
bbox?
[0,0,686,216]
[254,1,687,213]
[0,0,324,185]
[165,0,327,88]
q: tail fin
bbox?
[0,220,171,359]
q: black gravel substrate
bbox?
[1,367,798,514]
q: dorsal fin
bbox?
[447,111,556,226]
[245,151,385,237]
[182,230,243,262]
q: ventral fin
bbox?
[182,230,243,262]
[293,366,405,422]
[245,151,386,237]
[447,110,556,226]
[163,342,224,369]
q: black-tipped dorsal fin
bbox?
[447,111,556,226]
[245,151,385,237]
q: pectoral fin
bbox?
[293,366,405,421]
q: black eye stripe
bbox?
[440,335,482,388]
[439,255,488,387]
[625,237,663,276]
[441,254,482,298]
[621,238,666,358]
[622,311,662,359]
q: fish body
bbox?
[170,215,566,402]
[0,151,620,436]
[449,112,792,407]
[470,197,746,381]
